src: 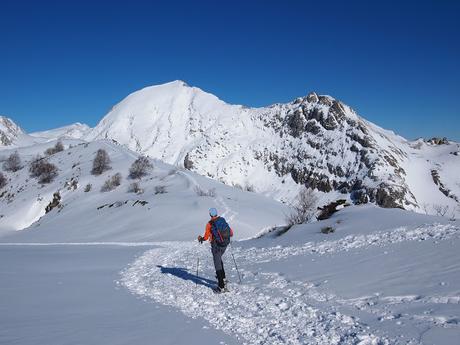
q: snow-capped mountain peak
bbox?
[84,81,460,215]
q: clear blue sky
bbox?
[1,0,459,140]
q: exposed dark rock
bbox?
[184,153,194,170]
[383,155,398,168]
[357,123,369,135]
[337,181,351,194]
[45,192,61,213]
[330,100,347,121]
[287,110,306,137]
[317,199,348,220]
[350,133,373,148]
[351,189,369,204]
[318,95,333,106]
[305,121,321,135]
[0,132,12,146]
[427,137,449,145]
[290,168,333,192]
[359,150,373,168]
[351,179,363,191]
[306,92,319,103]
[431,169,459,201]
[350,144,359,152]
[306,139,321,150]
[321,115,338,130]
[308,108,323,122]
[375,184,405,209]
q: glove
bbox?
[197,235,204,244]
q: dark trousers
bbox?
[211,242,227,277]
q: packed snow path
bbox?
[120,223,460,345]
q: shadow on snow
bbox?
[157,265,216,289]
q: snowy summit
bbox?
[84,81,460,216]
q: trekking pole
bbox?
[196,256,199,287]
[230,243,242,284]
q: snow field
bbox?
[121,242,389,345]
[120,209,460,345]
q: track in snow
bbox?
[120,242,385,345]
[120,223,460,345]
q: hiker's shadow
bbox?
[157,265,215,289]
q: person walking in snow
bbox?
[198,208,233,292]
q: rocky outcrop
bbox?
[45,192,61,213]
[431,170,459,202]
[184,153,194,170]
[427,137,449,145]
[317,199,348,220]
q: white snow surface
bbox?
[0,139,288,241]
[120,206,460,345]
[30,122,91,141]
[84,81,460,215]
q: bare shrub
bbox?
[232,183,243,190]
[38,163,58,184]
[194,185,216,197]
[0,172,6,189]
[91,149,111,175]
[154,185,167,194]
[29,156,58,183]
[29,156,45,178]
[433,204,449,217]
[101,173,122,192]
[3,152,22,172]
[321,226,335,234]
[421,202,430,215]
[285,187,318,226]
[84,183,92,192]
[129,156,153,179]
[45,141,64,155]
[245,184,255,192]
[128,182,143,194]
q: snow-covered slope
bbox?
[0,139,288,242]
[121,206,460,345]
[85,81,460,216]
[0,116,23,146]
[0,116,84,149]
[30,122,91,141]
[0,116,38,147]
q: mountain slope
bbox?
[0,116,38,147]
[30,122,91,141]
[85,81,460,215]
[0,139,288,242]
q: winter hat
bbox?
[209,208,218,217]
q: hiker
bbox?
[198,208,233,292]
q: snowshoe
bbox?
[213,285,229,294]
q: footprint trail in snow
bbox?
[120,223,459,345]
